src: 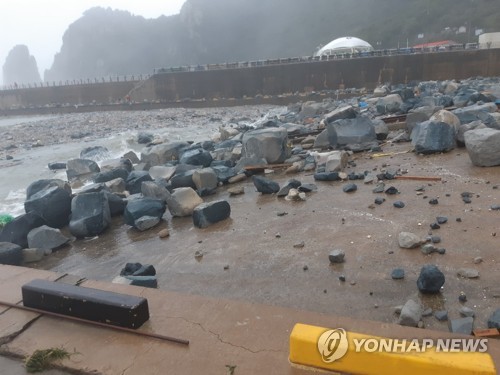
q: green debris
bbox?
[25,347,77,373]
[0,214,13,228]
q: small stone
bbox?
[457,268,480,279]
[224,264,229,270]
[329,249,345,263]
[339,275,346,282]
[436,216,448,224]
[391,268,405,280]
[374,197,385,205]
[303,265,308,271]
[194,250,204,259]
[323,289,327,294]
[228,186,245,196]
[293,241,305,249]
[422,308,433,317]
[429,198,439,205]
[417,321,425,328]
[450,317,474,335]
[437,248,446,254]
[473,257,483,264]
[350,281,356,286]
[276,211,288,217]
[415,186,425,192]
[394,305,403,314]
[158,228,170,238]
[459,293,467,303]
[398,232,421,249]
[385,186,399,195]
[398,299,422,327]
[421,244,436,255]
[275,233,281,238]
[372,183,385,193]
[463,197,472,204]
[456,217,462,222]
[342,183,358,193]
[434,310,448,321]
[393,201,405,208]
[459,306,475,317]
[430,222,441,230]
[430,236,441,244]
[417,264,445,294]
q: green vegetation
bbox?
[25,347,77,373]
[0,214,13,228]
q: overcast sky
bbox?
[0,0,187,84]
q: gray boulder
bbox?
[0,212,46,248]
[0,242,23,265]
[141,181,169,202]
[149,166,176,181]
[329,116,376,146]
[105,192,127,217]
[376,94,403,114]
[124,198,166,226]
[22,248,45,263]
[137,132,154,144]
[324,105,357,123]
[193,200,231,228]
[140,142,189,167]
[452,103,498,127]
[66,158,100,180]
[134,216,161,231]
[170,170,197,189]
[165,188,203,217]
[93,168,129,184]
[24,186,72,228]
[105,178,126,193]
[398,300,422,327]
[69,192,111,238]
[450,317,474,335]
[212,165,237,184]
[417,264,445,294]
[411,121,456,154]
[242,128,289,164]
[126,171,153,194]
[464,128,500,167]
[406,111,431,134]
[26,179,71,200]
[398,232,422,249]
[123,151,140,164]
[27,225,70,250]
[193,168,218,191]
[252,176,280,194]
[99,157,133,173]
[179,148,213,167]
[457,120,486,146]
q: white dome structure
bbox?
[316,36,374,56]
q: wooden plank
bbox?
[243,163,292,171]
[22,279,149,329]
[395,176,442,181]
[473,328,500,338]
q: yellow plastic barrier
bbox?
[290,323,497,374]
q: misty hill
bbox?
[3,45,42,85]
[44,0,500,82]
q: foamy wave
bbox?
[0,189,26,217]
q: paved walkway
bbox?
[0,265,498,374]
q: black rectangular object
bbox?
[22,279,149,329]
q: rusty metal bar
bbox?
[0,300,189,346]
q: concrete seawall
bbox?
[1,49,500,113]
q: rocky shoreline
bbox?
[0,77,500,334]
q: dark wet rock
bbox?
[436,216,448,224]
[339,275,346,282]
[459,306,475,318]
[125,171,153,195]
[80,146,110,161]
[212,165,237,184]
[26,179,71,200]
[124,197,166,227]
[193,168,218,191]
[488,309,500,329]
[373,119,389,140]
[193,200,231,228]
[329,249,345,263]
[391,268,405,280]
[27,225,70,250]
[417,264,445,294]
[430,236,441,244]
[450,317,474,335]
[105,192,126,217]
[491,204,500,211]
[421,244,437,255]
[120,263,156,276]
[313,128,336,149]
[298,183,317,193]
[435,310,448,321]
[24,186,72,228]
[372,183,385,193]
[452,102,497,127]
[48,162,66,170]
[374,197,385,205]
[459,293,467,303]
[165,187,203,217]
[324,105,357,124]
[69,192,111,238]
[137,132,154,144]
[429,198,439,205]
[141,142,189,167]
[0,212,45,249]
[385,186,399,195]
[430,223,441,230]
[437,248,446,254]
[252,175,280,194]
[66,158,100,181]
[464,128,500,167]
[406,111,431,134]
[134,216,161,231]
[411,121,456,154]
[93,168,129,184]
[398,299,422,327]
[0,242,23,266]
[123,151,140,164]
[342,183,357,193]
[170,170,197,190]
[329,116,377,146]
[393,201,405,208]
[141,181,169,201]
[314,172,341,182]
[179,148,213,167]
[242,128,289,164]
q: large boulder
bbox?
[24,186,72,228]
[406,111,432,134]
[105,192,127,217]
[452,103,498,128]
[93,168,129,184]
[242,128,289,164]
[464,128,500,167]
[313,126,338,149]
[212,165,237,184]
[69,192,111,238]
[329,116,377,146]
[179,148,213,167]
[66,159,100,181]
[252,175,280,194]
[165,188,203,217]
[105,178,126,193]
[141,181,169,202]
[126,171,153,194]
[124,198,166,226]
[430,110,460,130]
[149,166,176,181]
[457,120,486,146]
[0,242,23,265]
[80,146,110,161]
[376,94,404,114]
[417,264,445,294]
[193,200,231,228]
[193,168,218,191]
[324,105,357,124]
[27,225,70,250]
[26,179,71,200]
[411,121,456,154]
[100,157,133,173]
[141,142,189,167]
[170,170,197,189]
[0,212,46,248]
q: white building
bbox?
[315,36,374,56]
[479,32,500,49]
